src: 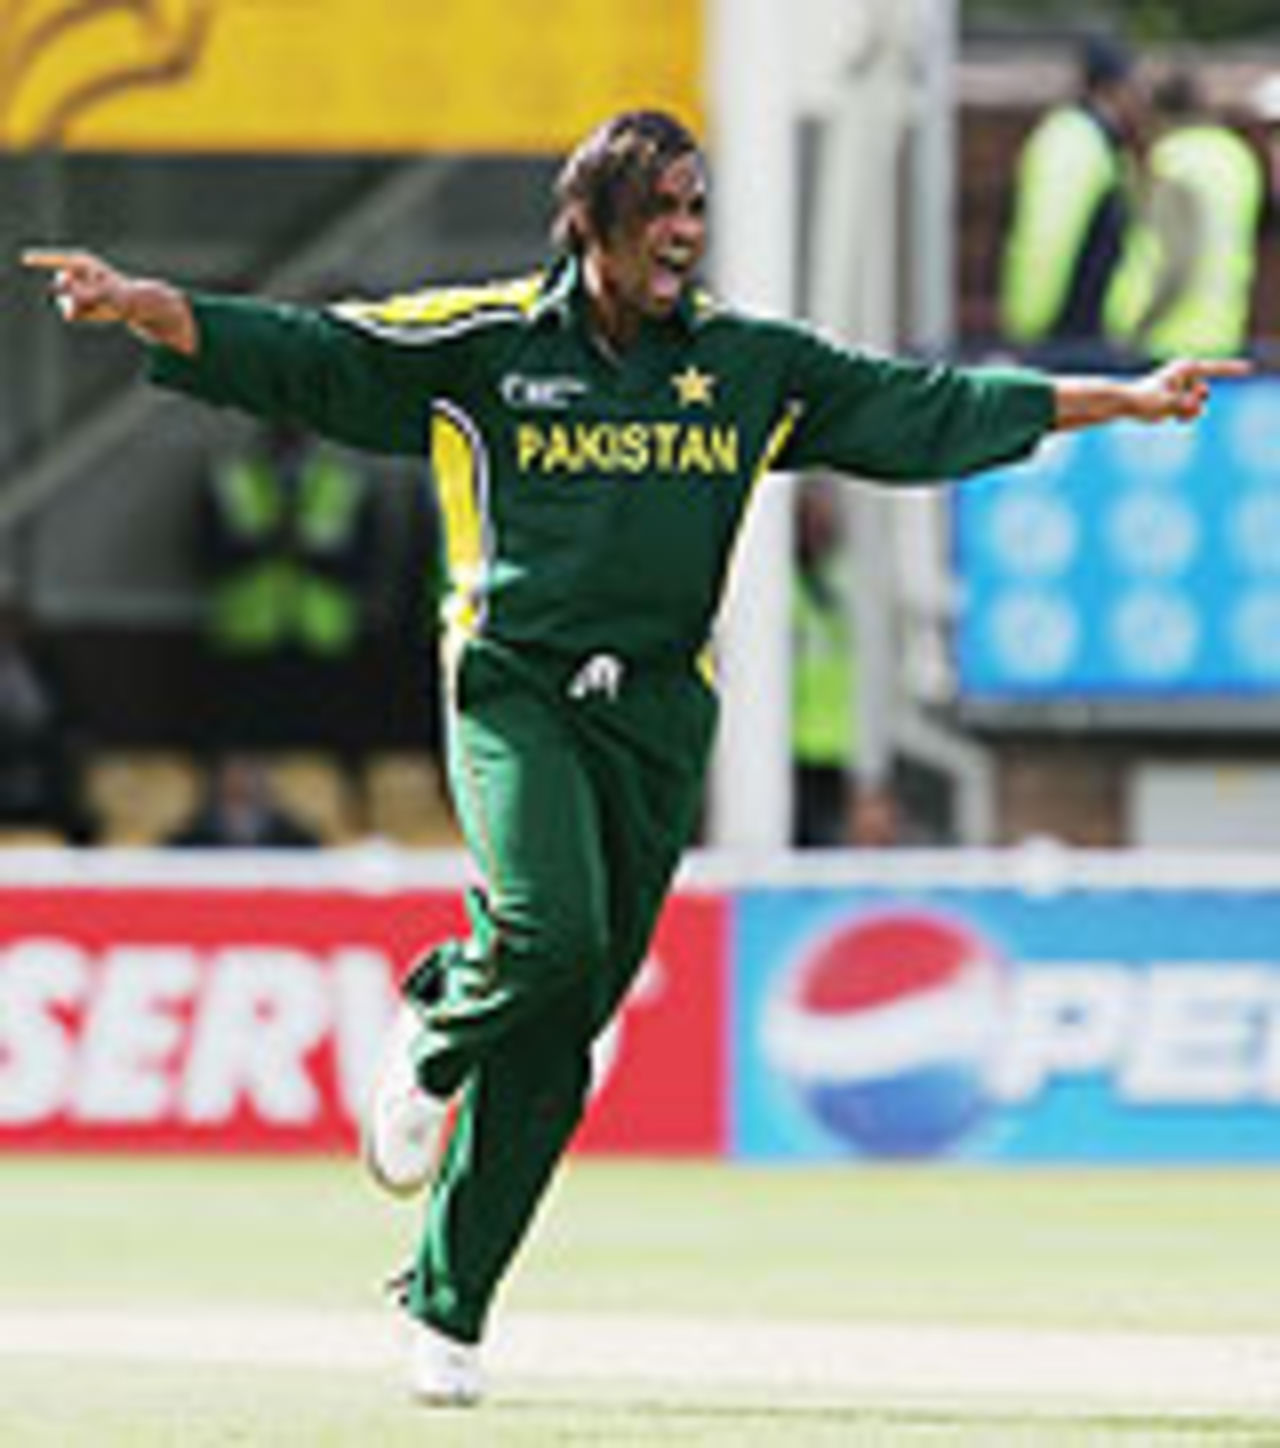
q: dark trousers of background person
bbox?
[794,761,851,847]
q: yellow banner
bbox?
[0,0,702,153]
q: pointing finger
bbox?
[1187,358,1253,379]
[20,248,88,271]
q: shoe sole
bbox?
[410,1387,482,1408]
[359,1115,434,1198]
[360,1004,440,1199]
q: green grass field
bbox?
[2,1157,1280,1444]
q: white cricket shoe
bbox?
[361,1003,449,1197]
[409,1319,483,1407]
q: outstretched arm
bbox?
[21,248,197,355]
[1053,358,1251,431]
[21,245,440,456]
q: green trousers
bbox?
[402,636,717,1343]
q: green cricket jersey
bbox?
[150,255,1054,663]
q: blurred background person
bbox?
[0,594,95,844]
[1108,67,1266,360]
[999,33,1148,362]
[1252,73,1280,231]
[790,481,897,848]
[197,421,376,753]
[166,752,320,848]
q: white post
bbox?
[807,0,910,796]
[705,0,799,849]
[913,0,957,353]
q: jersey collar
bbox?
[530,253,705,336]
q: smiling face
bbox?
[581,150,708,350]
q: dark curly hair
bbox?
[552,110,703,255]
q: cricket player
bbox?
[23,109,1244,1407]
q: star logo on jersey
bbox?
[672,365,716,408]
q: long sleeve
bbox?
[147,294,449,456]
[774,327,1055,483]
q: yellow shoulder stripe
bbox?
[691,288,720,321]
[757,401,803,477]
[333,274,543,339]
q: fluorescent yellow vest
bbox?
[209,451,366,656]
[1109,124,1263,358]
[1000,106,1125,344]
[791,566,859,768]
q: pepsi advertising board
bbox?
[733,886,1280,1162]
[9,855,1280,1165]
[951,378,1280,705]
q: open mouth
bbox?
[650,249,694,305]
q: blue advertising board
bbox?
[952,378,1280,701]
[732,885,1280,1162]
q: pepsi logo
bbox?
[763,910,1007,1157]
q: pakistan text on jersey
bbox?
[516,421,741,477]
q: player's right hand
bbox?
[20,248,135,325]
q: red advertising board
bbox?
[575,894,726,1154]
[0,880,726,1155]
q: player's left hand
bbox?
[1127,357,1253,424]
